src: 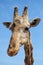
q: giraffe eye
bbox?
[9,44,15,48]
[9,45,12,48]
[25,27,28,31]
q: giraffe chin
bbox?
[7,50,19,56]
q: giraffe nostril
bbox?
[9,51,13,56]
[7,44,20,56]
[7,50,14,56]
[13,44,15,47]
[7,48,14,56]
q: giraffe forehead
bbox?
[15,16,23,21]
[14,17,29,25]
[14,16,28,21]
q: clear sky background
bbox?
[0,0,43,65]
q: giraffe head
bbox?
[3,6,41,56]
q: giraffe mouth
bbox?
[7,48,19,56]
[7,51,14,56]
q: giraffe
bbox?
[3,6,41,65]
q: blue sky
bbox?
[0,0,43,65]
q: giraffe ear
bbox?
[30,18,41,27]
[3,22,16,31]
[3,22,11,28]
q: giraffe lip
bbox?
[7,51,14,56]
[7,50,18,56]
